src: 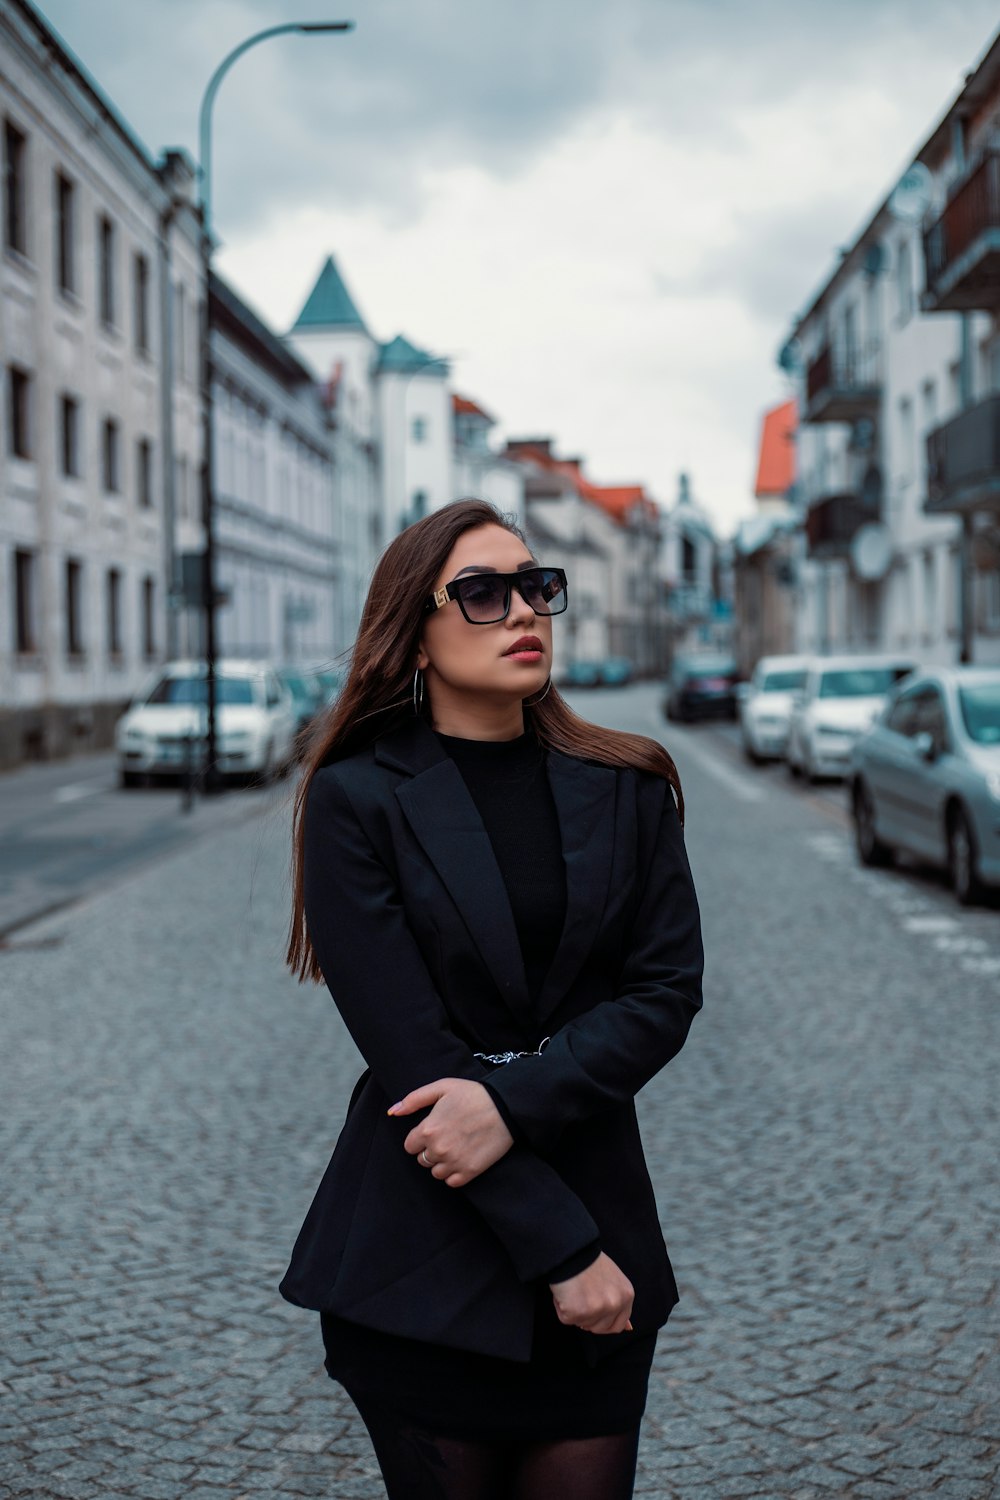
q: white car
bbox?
[115,658,298,788]
[786,655,918,782]
[738,654,810,762]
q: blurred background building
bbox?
[0,1,674,768]
[777,31,1000,668]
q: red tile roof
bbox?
[505,441,657,524]
[452,392,494,423]
[754,399,797,498]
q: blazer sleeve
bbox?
[484,775,704,1151]
[302,764,600,1283]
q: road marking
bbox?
[650,721,764,804]
[53,783,101,804]
[806,830,999,986]
[901,915,961,934]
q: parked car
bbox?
[115,659,298,787]
[663,654,739,723]
[785,655,918,782]
[563,657,634,688]
[277,667,327,739]
[562,660,603,688]
[737,654,809,762]
[849,666,1000,904]
[599,657,633,687]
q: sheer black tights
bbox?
[353,1396,641,1500]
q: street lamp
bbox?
[196,21,354,790]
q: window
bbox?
[896,238,914,324]
[886,690,920,738]
[912,688,950,755]
[14,548,36,652]
[137,437,153,508]
[898,396,914,485]
[102,418,120,492]
[65,558,84,656]
[174,281,186,381]
[98,215,115,327]
[411,489,427,520]
[54,171,76,294]
[60,394,80,477]
[8,365,31,458]
[923,550,936,642]
[411,416,428,443]
[175,454,188,519]
[133,253,150,352]
[106,568,122,656]
[142,576,155,657]
[3,119,27,256]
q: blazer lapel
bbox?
[535,752,617,1022]
[394,755,536,1032]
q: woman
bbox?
[281,499,703,1499]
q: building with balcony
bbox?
[733,400,799,675]
[781,21,1000,664]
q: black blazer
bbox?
[279,717,704,1362]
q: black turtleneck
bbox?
[434,727,600,1283]
[434,728,566,1004]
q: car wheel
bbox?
[257,741,276,787]
[853,781,892,868]
[947,806,981,906]
[742,734,761,765]
[804,746,821,785]
[119,768,141,790]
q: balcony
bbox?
[923,151,1000,312]
[805,491,879,558]
[926,393,1000,514]
[804,341,881,423]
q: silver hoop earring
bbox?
[525,677,551,708]
[412,668,425,715]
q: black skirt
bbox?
[320,1284,658,1442]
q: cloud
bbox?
[32,0,1000,531]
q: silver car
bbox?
[849,666,1000,904]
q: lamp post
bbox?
[196,21,354,790]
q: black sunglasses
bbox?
[422,566,569,625]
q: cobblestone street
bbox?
[2,684,998,1498]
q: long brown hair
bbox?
[286,498,684,982]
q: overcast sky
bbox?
[36,0,1000,534]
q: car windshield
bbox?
[684,659,734,678]
[817,668,896,699]
[958,683,1000,744]
[146,676,256,706]
[760,670,806,692]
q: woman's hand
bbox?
[388,1078,514,1187]
[549,1252,635,1335]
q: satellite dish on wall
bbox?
[888,162,933,224]
[851,523,892,580]
[777,336,803,373]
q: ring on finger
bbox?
[420,1149,433,1167]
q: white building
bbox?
[451,394,524,525]
[1,0,203,769]
[784,26,1000,665]
[502,438,669,677]
[210,273,338,669]
[285,254,527,582]
[660,473,724,656]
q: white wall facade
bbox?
[0,1,202,764]
[211,298,338,671]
